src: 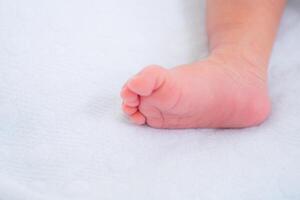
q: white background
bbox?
[0,0,299,199]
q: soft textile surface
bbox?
[0,0,299,199]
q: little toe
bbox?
[130,111,146,125]
[127,65,167,96]
[146,118,164,128]
[122,103,137,115]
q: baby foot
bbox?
[121,55,271,129]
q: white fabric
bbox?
[0,0,300,199]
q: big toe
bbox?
[127,65,168,96]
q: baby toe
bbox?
[130,111,146,125]
[145,118,164,128]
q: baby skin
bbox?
[121,0,286,129]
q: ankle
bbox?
[212,43,268,64]
[208,43,269,83]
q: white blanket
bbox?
[0,0,299,199]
